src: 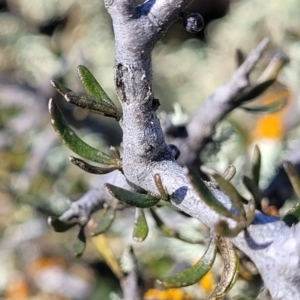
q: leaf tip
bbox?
[48,98,54,113]
[72,251,83,258]
[47,216,53,227]
[133,236,144,242]
[50,80,56,88]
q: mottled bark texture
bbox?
[103,0,300,298]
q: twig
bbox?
[58,170,134,226]
[120,246,145,300]
[166,38,270,166]
[103,0,300,298]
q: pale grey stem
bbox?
[59,171,132,225]
[103,0,300,298]
[167,38,270,166]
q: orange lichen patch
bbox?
[261,198,279,216]
[199,269,215,293]
[253,114,284,139]
[251,88,291,141]
[263,205,280,217]
[144,288,192,300]
[4,274,30,300]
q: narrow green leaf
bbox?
[91,206,116,236]
[69,156,119,174]
[209,238,239,299]
[251,145,261,186]
[188,167,240,222]
[133,208,148,242]
[73,226,86,258]
[158,234,217,287]
[49,99,117,165]
[77,65,118,111]
[222,165,236,181]
[51,80,73,96]
[243,176,261,209]
[246,199,256,225]
[215,220,245,238]
[106,183,160,208]
[150,208,204,244]
[65,92,120,119]
[240,98,287,114]
[201,167,246,222]
[48,216,76,232]
[283,161,300,199]
[154,173,168,200]
[239,79,275,102]
[283,203,300,226]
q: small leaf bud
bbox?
[181,12,204,33]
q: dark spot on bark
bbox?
[115,64,123,88]
[168,144,180,160]
[172,186,188,204]
[166,125,188,138]
[115,63,127,102]
[152,98,160,111]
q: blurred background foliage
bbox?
[1,0,300,299]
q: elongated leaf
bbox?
[209,238,239,299]
[241,98,287,114]
[246,199,256,225]
[73,226,86,257]
[201,167,245,222]
[154,173,168,200]
[257,52,289,83]
[251,145,261,186]
[133,208,148,242]
[283,161,300,199]
[92,234,123,279]
[51,80,73,96]
[65,92,120,119]
[239,79,276,103]
[91,206,116,236]
[49,99,117,165]
[106,183,160,208]
[243,176,261,209]
[188,168,240,222]
[239,79,275,102]
[150,208,204,244]
[283,203,300,226]
[158,234,217,287]
[222,165,236,181]
[77,65,117,110]
[69,156,119,174]
[48,216,76,232]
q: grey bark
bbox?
[99,0,300,299]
